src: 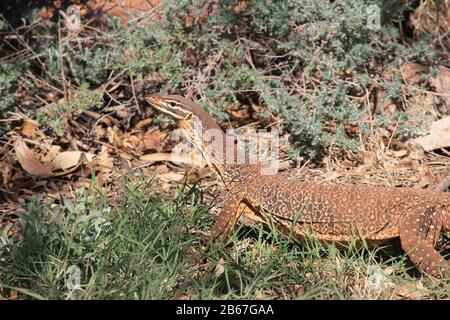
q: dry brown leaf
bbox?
[123,134,141,150]
[142,127,160,152]
[295,284,306,297]
[52,151,95,170]
[393,150,408,158]
[157,171,186,191]
[14,139,54,177]
[94,125,107,140]
[135,118,153,130]
[96,147,115,184]
[1,162,11,187]
[412,116,450,151]
[383,267,395,275]
[410,0,450,38]
[358,149,377,165]
[234,0,248,13]
[409,148,425,161]
[225,103,250,122]
[374,87,394,114]
[397,158,414,169]
[107,126,124,146]
[91,0,160,24]
[157,172,185,183]
[84,110,120,127]
[97,147,114,169]
[8,289,18,300]
[140,152,207,168]
[397,281,430,300]
[339,160,354,168]
[214,258,225,278]
[401,62,428,85]
[428,68,450,110]
[41,145,62,163]
[21,120,37,139]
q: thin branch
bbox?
[58,18,68,102]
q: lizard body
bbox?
[146,94,450,278]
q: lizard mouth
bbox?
[145,95,185,120]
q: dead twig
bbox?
[58,17,68,102]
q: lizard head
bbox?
[145,93,223,133]
[145,93,247,186]
[145,94,197,122]
[145,93,232,180]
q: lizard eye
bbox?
[169,101,177,107]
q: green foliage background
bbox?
[1,0,445,159]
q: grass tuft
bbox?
[1,175,448,300]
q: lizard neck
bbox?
[176,104,252,188]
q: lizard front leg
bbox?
[399,207,449,278]
[211,192,245,240]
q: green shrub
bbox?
[2,0,444,159]
[36,83,103,135]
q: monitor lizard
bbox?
[146,93,450,278]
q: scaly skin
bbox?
[214,164,450,278]
[146,94,450,278]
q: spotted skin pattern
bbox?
[146,94,450,278]
[213,164,450,278]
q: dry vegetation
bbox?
[0,0,449,300]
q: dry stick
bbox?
[2,48,31,62]
[3,34,57,41]
[93,139,141,159]
[407,85,450,97]
[25,71,65,95]
[58,18,68,102]
[1,18,47,71]
[104,91,125,106]
[130,74,142,113]
[126,2,163,24]
[365,87,374,137]
[34,95,53,107]
[58,14,85,46]
[386,111,403,150]
[98,67,131,93]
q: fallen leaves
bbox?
[3,101,216,210]
[396,281,431,300]
[411,116,450,151]
[14,139,54,177]
[428,67,450,113]
[13,138,98,177]
[321,125,449,192]
[20,120,38,139]
[410,0,450,42]
[142,127,161,152]
[140,152,207,168]
[214,258,225,278]
[401,62,428,85]
[52,151,96,170]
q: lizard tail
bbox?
[399,210,449,278]
[443,196,450,231]
[444,208,450,231]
